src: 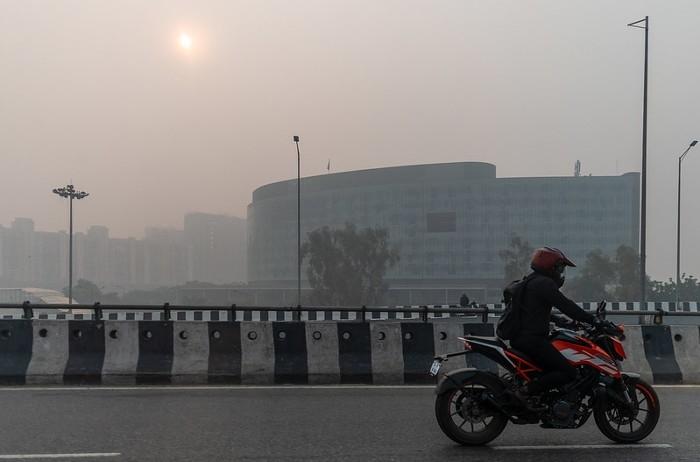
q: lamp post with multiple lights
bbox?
[627,16,649,305]
[676,140,698,306]
[52,184,89,304]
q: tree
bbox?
[612,245,641,301]
[301,223,399,306]
[566,250,616,301]
[649,274,700,302]
[63,279,103,304]
[499,236,534,282]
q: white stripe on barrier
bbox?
[4,302,700,321]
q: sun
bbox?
[179,33,193,51]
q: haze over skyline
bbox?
[2,0,699,280]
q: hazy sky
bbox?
[1,0,699,280]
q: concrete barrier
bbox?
[26,320,69,384]
[0,320,693,385]
[64,320,105,385]
[432,321,465,376]
[401,323,435,384]
[102,321,139,385]
[338,323,372,383]
[136,321,173,384]
[640,325,682,384]
[171,322,209,384]
[370,322,403,384]
[273,322,308,384]
[305,321,340,384]
[670,325,700,384]
[620,325,653,384]
[240,321,274,384]
[207,322,242,384]
[0,320,33,385]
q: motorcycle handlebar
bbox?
[553,320,623,338]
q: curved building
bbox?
[247,162,639,303]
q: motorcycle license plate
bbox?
[429,360,442,376]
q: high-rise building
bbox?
[32,231,67,289]
[78,226,110,285]
[1,218,35,286]
[107,237,145,290]
[143,227,188,287]
[184,213,246,284]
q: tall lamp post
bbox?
[628,16,649,305]
[52,184,89,304]
[676,140,698,306]
[293,136,301,307]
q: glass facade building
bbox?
[247,162,639,301]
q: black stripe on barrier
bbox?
[463,324,498,373]
[401,323,435,384]
[337,323,372,383]
[641,325,682,384]
[273,322,308,384]
[64,321,106,385]
[136,321,174,384]
[0,320,33,385]
[208,322,242,384]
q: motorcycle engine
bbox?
[546,399,577,428]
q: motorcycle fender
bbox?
[434,368,503,395]
[621,372,640,380]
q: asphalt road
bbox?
[0,385,696,461]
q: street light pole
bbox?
[52,184,89,304]
[628,16,649,306]
[293,135,301,307]
[676,140,698,306]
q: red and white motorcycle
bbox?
[430,302,660,445]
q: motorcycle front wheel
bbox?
[594,377,660,443]
[435,375,508,446]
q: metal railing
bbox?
[0,302,689,324]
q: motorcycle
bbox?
[430,301,660,446]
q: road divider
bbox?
[0,320,693,385]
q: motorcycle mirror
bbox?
[596,300,607,319]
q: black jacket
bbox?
[516,271,595,338]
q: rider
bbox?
[510,247,597,401]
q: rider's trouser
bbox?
[510,335,577,394]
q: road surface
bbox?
[0,385,695,461]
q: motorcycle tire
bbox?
[435,374,508,446]
[593,377,660,443]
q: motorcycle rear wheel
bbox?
[593,377,660,443]
[435,375,508,446]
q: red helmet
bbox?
[530,247,576,273]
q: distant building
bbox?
[77,226,110,286]
[143,227,188,287]
[184,212,247,284]
[0,213,246,292]
[32,230,67,289]
[0,287,73,304]
[1,218,35,286]
[107,237,145,290]
[247,162,640,303]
